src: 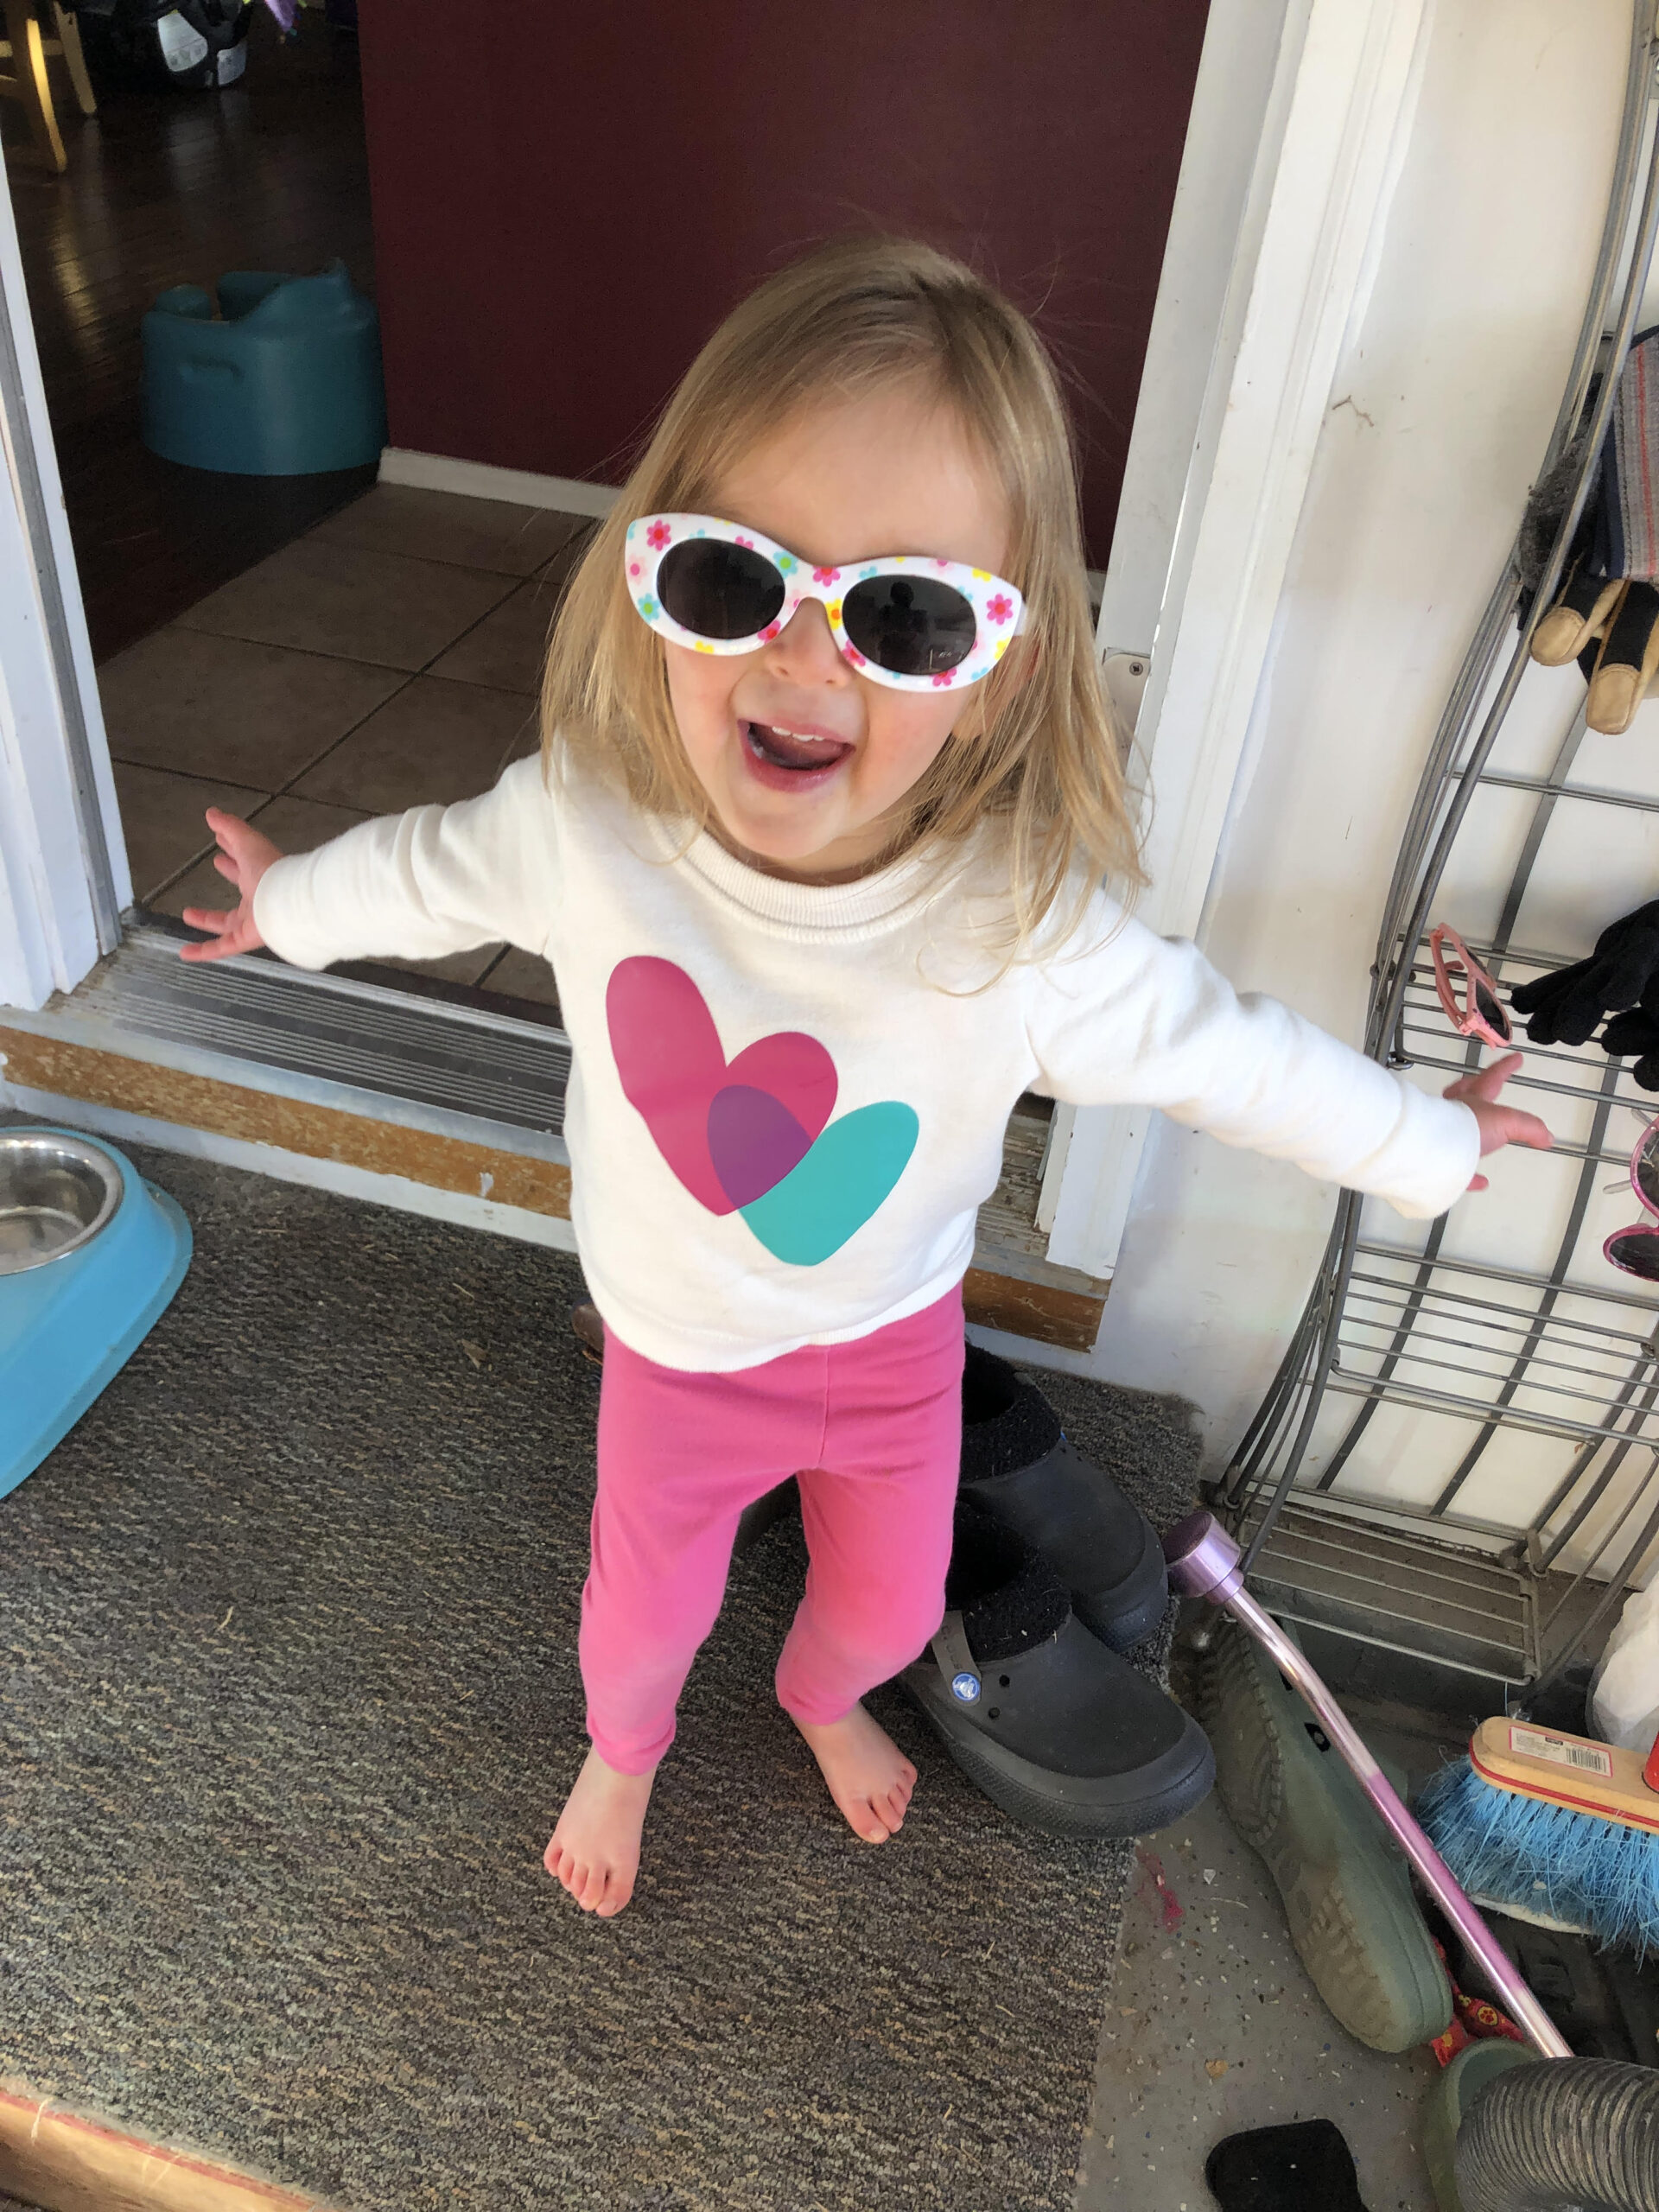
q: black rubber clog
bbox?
[959,1344,1170,1652]
[899,1502,1214,1840]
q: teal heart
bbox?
[738,1102,918,1265]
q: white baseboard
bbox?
[1,1083,582,1257]
[378,447,618,519]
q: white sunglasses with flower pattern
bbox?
[624,512,1026,692]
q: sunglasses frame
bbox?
[623,512,1027,692]
[1606,1115,1659,1279]
[1429,923,1513,1051]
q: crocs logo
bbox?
[606,957,918,1266]
[950,1671,982,1704]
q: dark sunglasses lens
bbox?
[842,575,977,677]
[1637,1134,1659,1211]
[1475,981,1510,1039]
[1610,1229,1659,1280]
[656,539,785,641]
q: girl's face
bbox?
[663,384,1013,881]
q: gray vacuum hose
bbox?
[1456,2058,1659,2211]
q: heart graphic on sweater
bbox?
[606,956,918,1264]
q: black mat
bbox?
[0,1141,1201,2211]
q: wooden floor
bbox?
[3,9,376,664]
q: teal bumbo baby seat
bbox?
[0,1129,191,1500]
[141,259,386,475]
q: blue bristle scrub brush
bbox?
[1417,1716,1659,1960]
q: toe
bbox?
[579,1861,609,1912]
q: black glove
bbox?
[1510,899,1659,1046]
[1601,1007,1659,1090]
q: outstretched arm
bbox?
[173,755,560,976]
[1026,899,1553,1220]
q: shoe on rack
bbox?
[959,1344,1169,1652]
[1198,1612,1452,2051]
[899,1497,1214,1840]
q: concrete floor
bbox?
[1076,1685,1455,2211]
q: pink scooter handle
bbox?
[1163,1509,1572,2060]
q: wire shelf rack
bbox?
[1220,10,1659,1701]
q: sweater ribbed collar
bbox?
[660,817,961,939]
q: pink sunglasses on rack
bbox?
[623,513,1026,691]
[1606,1116,1659,1281]
[1429,924,1514,1051]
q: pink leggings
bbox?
[581,1286,965,1773]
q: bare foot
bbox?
[543,1747,655,1916]
[794,1703,917,1844]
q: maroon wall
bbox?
[356,5,1207,565]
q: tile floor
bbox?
[99,483,595,1004]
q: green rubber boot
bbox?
[1421,2039,1540,2210]
[1198,1612,1453,2051]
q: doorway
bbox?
[2,2,585,1014]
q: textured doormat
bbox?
[0,1140,1202,2212]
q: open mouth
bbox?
[742,721,854,772]
[739,721,855,792]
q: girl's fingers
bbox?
[214,851,240,882]
[177,906,253,962]
[1446,1052,1524,1105]
[1468,1172,1490,1192]
[1509,1111,1554,1150]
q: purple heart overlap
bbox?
[707,1084,813,1208]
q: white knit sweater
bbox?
[253,756,1480,1371]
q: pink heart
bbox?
[606,957,837,1215]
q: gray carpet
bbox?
[0,1140,1202,2212]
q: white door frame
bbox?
[0,139,126,1014]
[1046,0,1436,1279]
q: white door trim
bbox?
[1047,0,1437,1278]
[0,144,127,1014]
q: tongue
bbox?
[751,723,847,770]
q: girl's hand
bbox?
[1444,1051,1554,1192]
[177,808,282,963]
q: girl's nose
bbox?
[762,598,848,684]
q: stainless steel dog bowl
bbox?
[0,1130,124,1276]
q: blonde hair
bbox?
[541,234,1146,947]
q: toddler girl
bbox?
[181,238,1548,1917]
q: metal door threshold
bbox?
[22,919,571,1139]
